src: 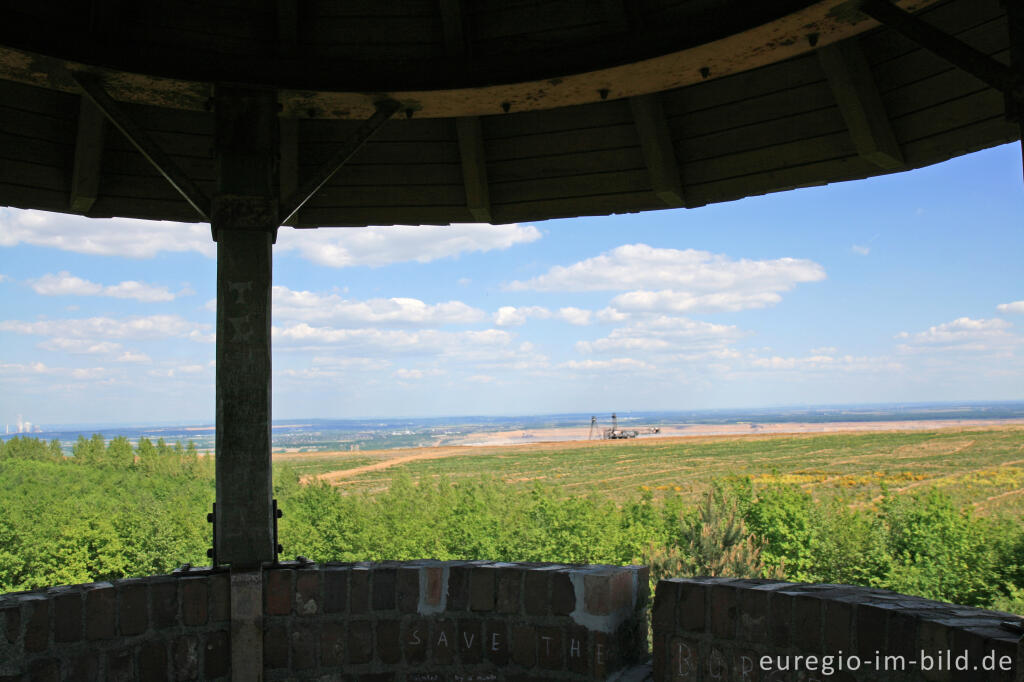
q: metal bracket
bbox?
[206,503,218,567]
[272,498,284,562]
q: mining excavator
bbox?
[588,413,661,440]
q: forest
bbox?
[0,434,1021,616]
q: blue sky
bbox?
[1,143,1022,427]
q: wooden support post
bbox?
[818,40,904,170]
[456,116,492,222]
[70,96,106,214]
[213,86,278,570]
[629,93,685,208]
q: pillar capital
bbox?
[210,194,280,242]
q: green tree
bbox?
[136,437,157,471]
[648,486,775,581]
[106,436,134,468]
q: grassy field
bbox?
[275,426,1024,517]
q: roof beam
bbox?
[629,93,685,208]
[860,0,1021,96]
[276,0,298,56]
[72,73,211,221]
[279,116,299,223]
[440,0,493,222]
[69,96,106,214]
[1008,0,1024,183]
[439,0,466,58]
[456,116,492,222]
[279,99,400,227]
[818,40,903,170]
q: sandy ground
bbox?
[292,419,1024,484]
[449,418,1024,446]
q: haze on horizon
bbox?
[1,143,1022,425]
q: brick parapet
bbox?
[262,560,650,680]
[0,561,649,681]
[0,571,230,681]
[651,578,1023,682]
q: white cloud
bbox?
[748,354,901,373]
[0,209,214,258]
[558,307,592,326]
[393,368,446,380]
[494,306,550,327]
[0,315,209,341]
[609,290,782,314]
[894,317,1022,357]
[276,223,541,268]
[273,286,484,326]
[115,351,152,363]
[30,271,181,302]
[560,358,654,371]
[273,324,513,357]
[309,356,392,371]
[896,317,1014,346]
[851,245,870,256]
[38,338,123,355]
[997,301,1024,314]
[467,374,495,383]
[0,274,8,282]
[576,316,744,354]
[493,306,594,327]
[506,244,824,297]
[0,361,110,381]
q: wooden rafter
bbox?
[279,117,299,222]
[456,116,492,222]
[277,0,298,56]
[860,0,1020,95]
[279,100,401,227]
[441,0,493,222]
[73,73,212,221]
[69,96,106,214]
[629,93,685,208]
[818,40,904,170]
[1008,0,1024,182]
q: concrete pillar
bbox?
[212,86,279,569]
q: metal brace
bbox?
[273,498,284,561]
[206,503,217,567]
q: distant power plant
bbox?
[7,415,40,434]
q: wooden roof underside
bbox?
[0,0,1018,227]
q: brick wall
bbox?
[652,578,1023,682]
[0,570,230,681]
[0,561,649,681]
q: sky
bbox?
[1,142,1022,427]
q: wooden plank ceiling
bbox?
[0,0,1017,227]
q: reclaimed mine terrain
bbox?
[275,422,1024,516]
